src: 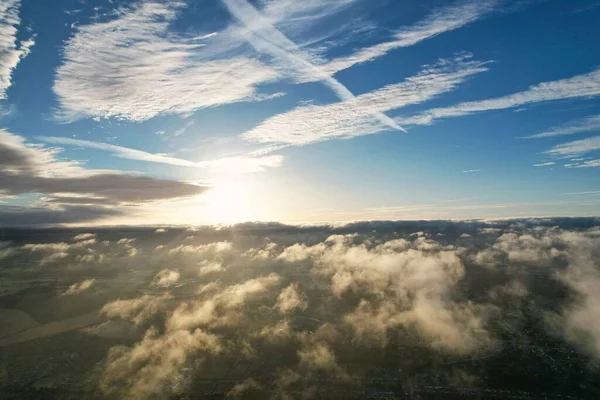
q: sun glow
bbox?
[153,165,280,226]
[197,176,273,224]
[203,181,246,224]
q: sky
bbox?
[0,0,600,226]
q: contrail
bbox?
[222,0,405,132]
[38,136,283,171]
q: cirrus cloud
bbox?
[54,1,279,122]
[0,0,35,99]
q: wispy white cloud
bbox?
[526,114,600,139]
[572,1,600,13]
[0,0,34,99]
[221,0,404,132]
[321,0,498,75]
[40,136,204,168]
[440,197,480,203]
[54,1,278,122]
[52,0,502,125]
[564,190,600,196]
[241,54,488,146]
[564,159,600,169]
[39,136,283,173]
[221,0,360,51]
[173,120,195,137]
[276,283,308,314]
[151,269,180,287]
[402,68,600,126]
[261,0,358,31]
[544,136,600,157]
[462,169,482,173]
[533,162,555,167]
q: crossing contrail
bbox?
[222,0,405,132]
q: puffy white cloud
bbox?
[493,232,560,264]
[101,327,221,399]
[198,260,225,275]
[277,242,327,262]
[21,238,96,253]
[115,237,138,257]
[489,280,528,300]
[21,242,70,252]
[258,319,293,343]
[285,235,463,297]
[344,296,495,354]
[470,227,600,359]
[553,232,600,357]
[244,242,278,260]
[73,233,96,241]
[6,220,600,397]
[166,273,280,331]
[19,238,97,265]
[169,241,233,256]
[276,283,308,314]
[151,269,180,287]
[101,293,174,326]
[469,229,570,269]
[62,279,95,296]
[270,232,495,353]
[297,342,340,372]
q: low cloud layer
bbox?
[1,219,600,398]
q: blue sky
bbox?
[1,0,599,226]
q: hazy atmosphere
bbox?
[1,0,600,399]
